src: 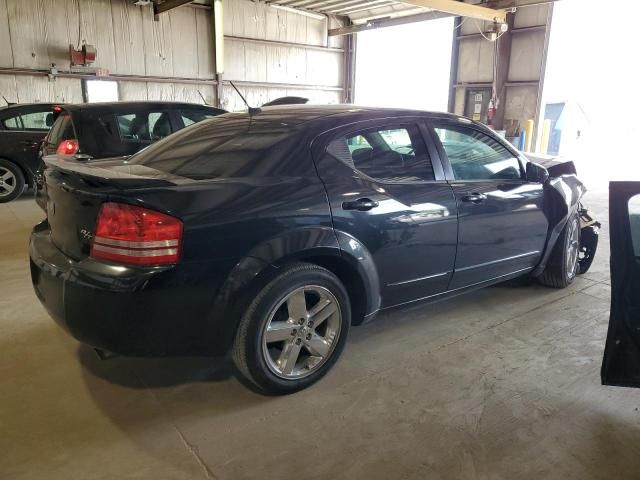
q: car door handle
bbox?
[342,198,379,211]
[21,140,40,147]
[462,193,487,203]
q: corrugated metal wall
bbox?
[0,0,345,109]
[452,4,551,138]
[222,0,345,110]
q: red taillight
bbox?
[90,203,183,266]
[53,105,62,112]
[56,139,79,156]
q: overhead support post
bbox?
[492,11,515,130]
[447,16,461,114]
[342,19,357,103]
[212,0,225,108]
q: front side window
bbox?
[434,126,522,181]
[117,111,172,142]
[328,124,435,182]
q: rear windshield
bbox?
[128,116,296,180]
[46,114,76,147]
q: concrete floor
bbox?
[2,183,640,480]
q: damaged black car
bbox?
[29,106,599,394]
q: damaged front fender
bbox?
[528,160,599,276]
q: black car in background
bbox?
[30,106,599,394]
[35,101,226,208]
[0,103,59,202]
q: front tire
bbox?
[232,263,351,395]
[539,213,580,288]
[0,159,26,203]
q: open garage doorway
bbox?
[355,18,454,111]
[542,0,640,189]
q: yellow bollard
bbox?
[540,119,551,154]
[525,119,534,152]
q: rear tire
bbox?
[539,213,580,288]
[0,159,25,203]
[232,262,351,395]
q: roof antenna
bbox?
[229,81,261,115]
[197,90,210,106]
[2,95,16,106]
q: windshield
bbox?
[127,116,296,180]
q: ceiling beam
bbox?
[154,0,193,16]
[395,0,506,22]
[329,11,449,35]
[328,0,557,36]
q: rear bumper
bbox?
[29,221,231,356]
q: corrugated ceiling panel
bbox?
[224,39,246,80]
[118,80,150,101]
[306,49,343,87]
[513,4,549,28]
[80,0,117,73]
[41,0,77,68]
[110,0,146,75]
[0,0,14,67]
[244,43,268,82]
[7,0,49,68]
[52,77,83,103]
[141,5,174,77]
[509,31,545,82]
[0,75,18,103]
[195,8,215,79]
[504,85,538,122]
[168,7,200,77]
[457,36,494,83]
[146,81,175,100]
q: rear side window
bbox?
[117,112,173,142]
[128,117,294,180]
[326,124,435,182]
[2,109,53,131]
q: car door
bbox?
[0,105,54,180]
[430,119,548,289]
[601,182,640,387]
[313,118,458,307]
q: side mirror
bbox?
[526,162,549,184]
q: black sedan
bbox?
[0,103,59,202]
[30,106,599,394]
[34,101,225,208]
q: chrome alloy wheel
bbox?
[0,167,17,198]
[566,217,580,280]
[261,285,342,379]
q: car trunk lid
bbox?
[44,157,184,260]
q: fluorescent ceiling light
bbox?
[270,4,325,20]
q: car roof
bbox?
[216,104,471,130]
[61,101,223,113]
[0,102,58,111]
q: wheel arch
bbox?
[207,227,381,354]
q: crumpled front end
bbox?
[527,154,600,276]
